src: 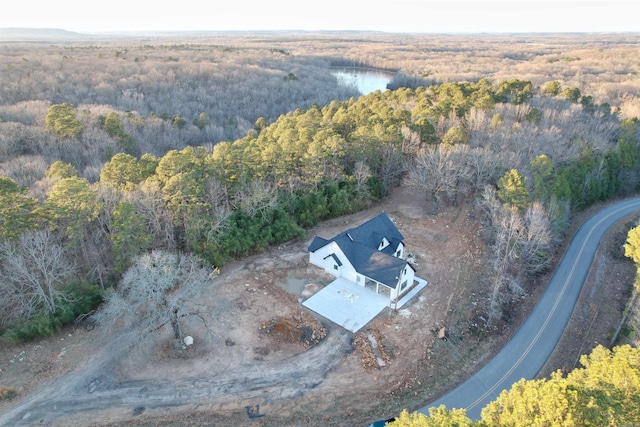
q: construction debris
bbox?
[354,328,392,371]
[260,312,326,348]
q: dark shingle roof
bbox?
[308,213,408,288]
[308,236,329,253]
[344,213,404,249]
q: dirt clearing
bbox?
[0,188,636,426]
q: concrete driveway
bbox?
[303,277,390,332]
[303,276,428,333]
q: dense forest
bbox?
[0,35,639,422]
[1,32,639,337]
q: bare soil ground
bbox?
[0,188,636,426]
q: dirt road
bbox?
[0,322,354,426]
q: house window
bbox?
[401,280,408,290]
[396,249,401,257]
[333,264,338,270]
[356,276,361,283]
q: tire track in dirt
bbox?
[0,326,351,426]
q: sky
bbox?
[2,0,639,34]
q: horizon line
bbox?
[1,27,639,37]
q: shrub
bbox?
[0,281,103,343]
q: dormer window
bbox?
[378,237,390,251]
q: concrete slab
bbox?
[302,276,428,333]
[302,277,390,333]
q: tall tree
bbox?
[543,80,562,96]
[404,145,470,214]
[529,154,554,203]
[102,111,137,153]
[45,161,78,181]
[130,181,176,250]
[388,406,473,427]
[520,202,552,276]
[42,176,100,249]
[0,230,75,319]
[100,152,143,191]
[109,201,152,273]
[625,224,640,264]
[482,345,640,426]
[389,345,640,427]
[481,374,576,427]
[193,112,211,130]
[497,169,529,209]
[0,176,38,239]
[480,185,525,323]
[561,87,582,102]
[45,103,82,139]
[441,126,468,146]
[495,79,533,105]
[95,250,212,346]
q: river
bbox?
[331,67,395,95]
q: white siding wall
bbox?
[394,242,404,258]
[390,263,415,300]
[309,242,356,281]
[337,248,357,282]
[309,242,338,275]
[311,241,413,302]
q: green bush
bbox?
[0,281,103,344]
[1,313,57,343]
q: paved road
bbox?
[420,197,640,420]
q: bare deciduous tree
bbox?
[0,230,75,322]
[130,181,176,250]
[352,159,371,196]
[467,146,505,190]
[490,202,525,323]
[400,125,422,155]
[234,180,278,220]
[480,188,554,324]
[95,250,213,348]
[404,145,471,214]
[521,201,553,276]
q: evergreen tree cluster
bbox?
[388,345,640,426]
[1,78,638,346]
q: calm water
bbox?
[332,67,395,95]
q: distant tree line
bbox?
[0,42,360,186]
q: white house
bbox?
[308,212,416,303]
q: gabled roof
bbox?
[308,236,329,253]
[342,213,404,250]
[308,213,408,288]
[333,234,407,287]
